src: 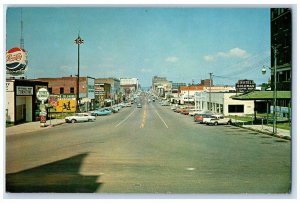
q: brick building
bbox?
[34,76,95,112]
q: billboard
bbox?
[55,99,76,112]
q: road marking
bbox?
[115,109,136,127]
[140,105,147,128]
[185,167,196,171]
[153,108,169,129]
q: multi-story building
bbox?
[94,78,121,105]
[34,76,95,112]
[179,85,204,104]
[201,79,212,86]
[271,8,292,91]
[120,78,139,96]
[172,82,186,93]
[94,82,111,108]
[152,76,172,97]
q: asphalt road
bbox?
[6,98,291,194]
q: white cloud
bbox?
[228,48,249,58]
[204,55,214,61]
[204,48,250,61]
[140,68,152,73]
[165,56,178,63]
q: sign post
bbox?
[36,88,50,127]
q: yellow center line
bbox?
[140,103,147,128]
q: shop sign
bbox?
[235,80,256,93]
[36,88,50,102]
[16,86,33,95]
[6,82,14,92]
[58,94,76,99]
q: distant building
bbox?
[120,78,139,96]
[94,82,111,108]
[172,82,186,93]
[179,85,204,104]
[271,8,292,91]
[152,76,172,97]
[203,85,235,92]
[201,79,212,86]
[95,78,121,105]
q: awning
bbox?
[231,91,291,100]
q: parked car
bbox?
[65,113,96,123]
[207,117,232,125]
[188,109,202,116]
[171,105,177,110]
[175,106,187,113]
[203,114,224,124]
[181,108,190,115]
[194,111,213,123]
[106,107,118,113]
[91,109,112,116]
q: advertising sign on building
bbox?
[16,86,33,95]
[235,80,256,93]
[55,100,76,112]
[6,47,28,75]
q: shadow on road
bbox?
[6,153,101,193]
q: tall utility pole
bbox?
[74,34,84,113]
[272,46,278,135]
[209,73,213,111]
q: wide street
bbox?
[6,96,291,194]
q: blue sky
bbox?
[6,7,271,87]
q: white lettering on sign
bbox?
[6,82,14,92]
[16,86,33,95]
[36,88,50,101]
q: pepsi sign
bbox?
[6,47,28,75]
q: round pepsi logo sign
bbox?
[6,47,28,74]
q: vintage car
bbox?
[65,113,96,123]
[91,109,112,116]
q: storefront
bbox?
[6,79,48,124]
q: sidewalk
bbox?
[6,119,66,136]
[231,119,291,140]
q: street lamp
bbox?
[74,35,84,113]
[262,46,278,135]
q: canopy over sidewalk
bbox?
[231,91,291,100]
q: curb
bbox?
[48,122,66,127]
[41,121,66,128]
[233,124,291,140]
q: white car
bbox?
[188,109,202,116]
[202,114,223,124]
[65,113,96,123]
[207,117,232,125]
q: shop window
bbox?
[228,105,244,113]
[60,87,64,94]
